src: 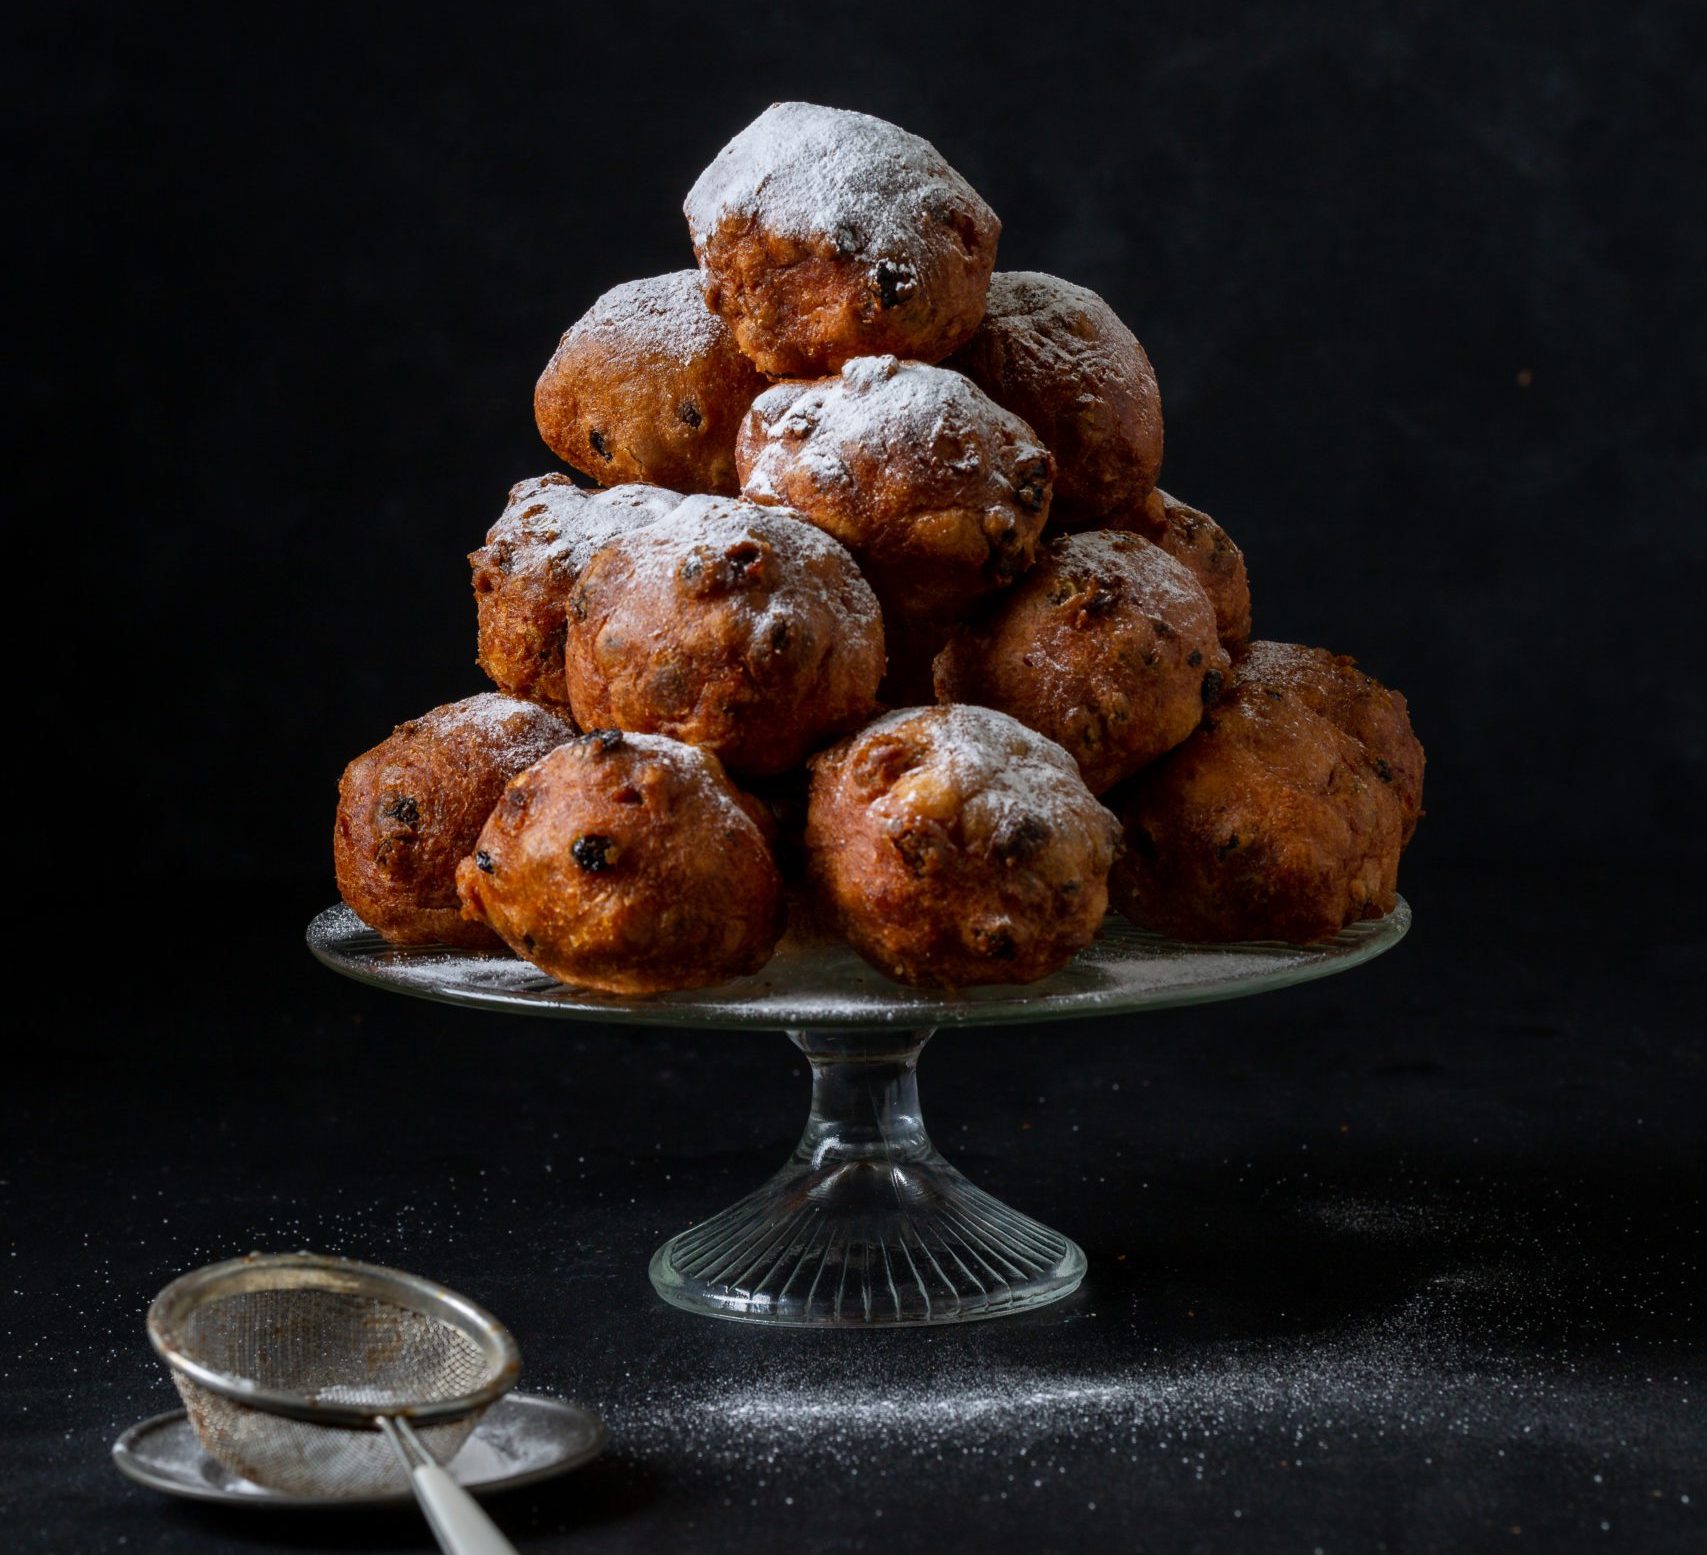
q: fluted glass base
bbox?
[649,1029,1086,1326]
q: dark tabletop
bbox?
[6,859,1701,1555]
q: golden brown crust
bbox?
[805,705,1121,987]
[469,477,680,706]
[933,530,1230,795]
[737,356,1052,621]
[1108,679,1403,943]
[1234,639,1424,840]
[1116,489,1252,647]
[334,694,578,948]
[563,495,885,777]
[950,271,1162,527]
[685,103,999,376]
[533,272,767,494]
[455,731,784,994]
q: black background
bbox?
[8,2,1705,1552]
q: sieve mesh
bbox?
[154,1264,514,1497]
[179,1288,492,1405]
[171,1372,481,1497]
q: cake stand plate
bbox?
[308,901,1410,1327]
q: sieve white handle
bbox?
[379,1415,520,1555]
[409,1461,521,1555]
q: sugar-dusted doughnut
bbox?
[564,495,884,776]
[806,705,1120,987]
[456,731,783,993]
[950,271,1162,527]
[334,693,578,948]
[469,476,680,707]
[737,355,1051,621]
[534,271,767,494]
[934,530,1230,794]
[685,103,1000,376]
[1109,676,1405,943]
[1234,640,1424,840]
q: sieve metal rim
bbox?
[146,1252,521,1430]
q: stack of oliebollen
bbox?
[334,103,1424,995]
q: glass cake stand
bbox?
[307,900,1410,1327]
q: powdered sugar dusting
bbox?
[611,1249,1689,1493]
[684,102,998,259]
[588,493,878,637]
[566,271,733,369]
[482,477,681,586]
[555,730,761,832]
[865,704,1116,850]
[401,693,576,764]
[975,271,1146,393]
[744,356,1047,498]
[587,484,684,521]
[1059,530,1210,618]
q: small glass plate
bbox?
[111,1392,605,1509]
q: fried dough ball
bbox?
[933,530,1230,795]
[334,694,578,948]
[1109,678,1404,943]
[1125,489,1253,647]
[737,355,1052,621]
[806,705,1121,987]
[685,102,1000,376]
[533,271,768,494]
[1235,640,1424,840]
[950,271,1163,527]
[564,495,885,776]
[456,731,783,993]
[469,476,680,706]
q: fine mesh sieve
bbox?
[147,1253,521,1499]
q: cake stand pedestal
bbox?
[308,902,1410,1327]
